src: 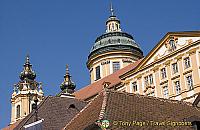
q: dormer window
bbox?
[169,39,176,50]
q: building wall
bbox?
[10,91,43,124]
[89,52,137,83]
[123,36,200,103]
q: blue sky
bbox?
[0,0,200,128]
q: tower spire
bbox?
[20,55,36,81]
[25,54,30,65]
[110,2,114,16]
[60,64,76,94]
[65,64,69,77]
[106,3,121,33]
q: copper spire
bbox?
[19,55,36,81]
[60,65,76,93]
[25,54,30,66]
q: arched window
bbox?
[16,105,20,118]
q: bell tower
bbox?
[10,55,44,124]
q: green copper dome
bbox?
[87,5,143,68]
[88,27,143,62]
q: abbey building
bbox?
[121,31,200,103]
[2,4,200,130]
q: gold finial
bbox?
[66,64,69,75]
[25,54,30,64]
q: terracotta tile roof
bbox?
[2,119,21,130]
[74,59,143,100]
[14,96,87,130]
[64,90,200,130]
[63,91,105,130]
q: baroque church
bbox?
[3,4,200,130]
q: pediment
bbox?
[120,31,200,79]
[139,31,200,70]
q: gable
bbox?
[120,31,200,79]
[146,36,200,66]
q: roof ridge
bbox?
[62,91,104,130]
[98,90,109,120]
[108,90,193,106]
[17,96,50,130]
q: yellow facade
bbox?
[121,32,200,103]
[11,91,43,124]
[88,52,138,83]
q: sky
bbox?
[0,0,200,128]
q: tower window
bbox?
[95,66,101,80]
[186,75,193,90]
[115,23,118,30]
[184,57,191,69]
[112,62,120,73]
[16,105,20,118]
[112,23,114,31]
[172,63,178,74]
[174,80,181,95]
[132,82,137,92]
